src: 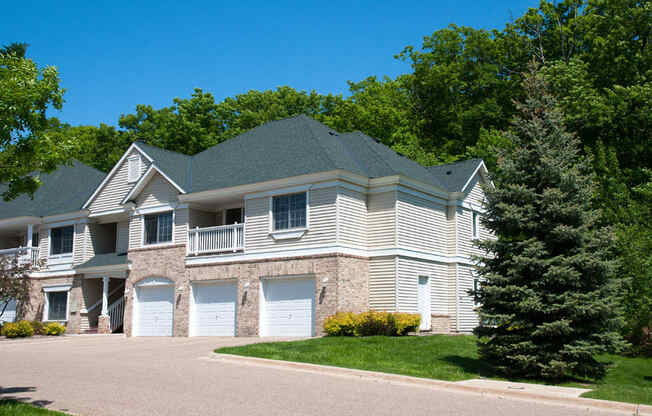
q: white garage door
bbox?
[135,285,174,337]
[191,281,237,336]
[261,278,314,337]
[1,299,16,323]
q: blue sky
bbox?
[4,1,538,127]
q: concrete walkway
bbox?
[0,336,643,416]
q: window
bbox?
[473,278,480,305]
[472,212,479,239]
[127,155,141,183]
[50,226,74,255]
[47,291,68,321]
[225,207,243,225]
[272,192,306,230]
[144,211,173,245]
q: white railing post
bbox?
[232,222,238,252]
[26,224,33,248]
[194,226,199,256]
[101,276,109,316]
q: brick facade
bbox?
[24,275,83,335]
[124,244,369,337]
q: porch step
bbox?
[82,328,99,335]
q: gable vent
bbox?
[127,155,141,183]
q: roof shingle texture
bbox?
[0,160,106,220]
[426,158,484,193]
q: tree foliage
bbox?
[0,253,33,321]
[472,64,626,379]
[0,43,72,201]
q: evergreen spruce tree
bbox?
[473,63,626,380]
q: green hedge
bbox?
[45,322,66,336]
[324,311,420,337]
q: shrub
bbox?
[30,320,46,335]
[45,322,66,336]
[324,312,357,336]
[324,311,421,337]
[393,313,421,335]
[1,320,34,338]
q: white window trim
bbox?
[127,154,142,183]
[472,211,480,240]
[141,210,175,247]
[268,190,310,240]
[42,284,72,322]
[48,224,75,263]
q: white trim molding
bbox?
[121,164,186,205]
[82,142,154,209]
[42,284,73,322]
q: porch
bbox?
[186,202,245,256]
[79,276,126,334]
[0,222,40,267]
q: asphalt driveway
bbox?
[0,336,629,416]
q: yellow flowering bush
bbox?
[45,322,66,336]
[1,320,35,338]
[323,311,421,337]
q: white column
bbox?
[26,223,33,247]
[101,276,109,316]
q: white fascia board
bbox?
[369,175,449,201]
[121,164,186,205]
[0,216,41,228]
[42,283,73,292]
[41,212,89,225]
[460,160,492,193]
[74,264,130,274]
[82,143,154,209]
[185,244,477,266]
[180,170,368,204]
[88,207,130,218]
[29,269,77,278]
[133,203,186,216]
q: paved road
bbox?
[0,336,627,416]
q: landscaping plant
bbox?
[1,320,34,338]
[472,63,626,380]
[323,311,420,337]
[44,322,66,336]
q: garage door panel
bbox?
[191,282,237,336]
[262,278,314,337]
[136,286,174,337]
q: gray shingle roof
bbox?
[74,252,128,270]
[0,160,106,220]
[189,115,447,192]
[426,159,484,192]
[135,142,192,191]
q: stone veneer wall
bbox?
[430,314,451,334]
[24,275,83,335]
[125,243,369,337]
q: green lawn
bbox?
[0,401,68,416]
[216,335,652,406]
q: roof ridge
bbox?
[299,116,342,170]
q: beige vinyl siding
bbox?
[188,209,216,228]
[38,230,48,261]
[446,206,457,256]
[244,187,337,252]
[174,208,188,244]
[396,257,448,315]
[396,191,447,254]
[128,215,143,249]
[457,208,494,257]
[136,173,179,208]
[456,265,479,332]
[116,221,129,253]
[88,149,149,213]
[448,263,458,331]
[73,223,89,265]
[464,175,485,208]
[367,191,396,249]
[369,256,396,311]
[337,187,367,248]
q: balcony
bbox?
[187,223,244,256]
[0,247,40,267]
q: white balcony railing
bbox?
[0,247,40,266]
[187,223,244,256]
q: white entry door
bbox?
[418,276,431,331]
[135,285,174,336]
[1,299,16,323]
[261,278,314,337]
[191,281,237,336]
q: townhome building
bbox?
[0,115,492,337]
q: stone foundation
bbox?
[430,314,451,334]
[98,315,111,334]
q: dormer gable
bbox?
[83,143,154,214]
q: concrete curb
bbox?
[213,353,652,415]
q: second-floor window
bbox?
[50,226,74,255]
[144,212,173,245]
[272,192,306,230]
[472,212,479,239]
